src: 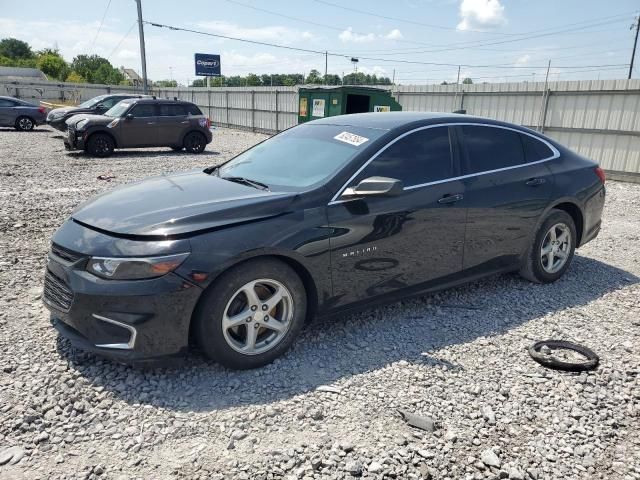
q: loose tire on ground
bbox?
[86,133,115,158]
[183,131,206,153]
[519,208,576,283]
[193,258,307,370]
[15,116,35,131]
[529,340,599,371]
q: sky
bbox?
[0,0,638,86]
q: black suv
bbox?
[47,94,149,131]
[63,98,213,157]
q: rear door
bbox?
[327,125,466,307]
[455,124,555,271]
[0,98,17,126]
[156,103,188,146]
[118,103,158,147]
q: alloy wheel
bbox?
[221,279,294,355]
[186,134,204,152]
[18,118,33,130]
[540,222,571,274]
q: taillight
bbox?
[206,118,211,129]
[594,167,606,184]
[38,106,46,114]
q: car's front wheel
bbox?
[86,133,115,157]
[15,116,35,131]
[519,209,577,283]
[183,132,206,153]
[194,259,307,369]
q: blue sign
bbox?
[194,53,221,77]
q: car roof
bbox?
[122,97,196,105]
[307,111,531,132]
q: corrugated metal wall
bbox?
[3,78,639,176]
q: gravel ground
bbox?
[0,125,639,480]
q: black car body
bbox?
[0,95,47,130]
[46,94,149,131]
[63,98,213,156]
[44,112,605,369]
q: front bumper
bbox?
[63,127,85,151]
[47,117,68,132]
[43,244,203,364]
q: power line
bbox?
[144,20,629,70]
[107,21,137,60]
[90,0,112,52]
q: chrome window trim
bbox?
[93,314,137,350]
[328,122,560,205]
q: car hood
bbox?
[71,170,297,238]
[65,113,113,127]
[50,106,86,117]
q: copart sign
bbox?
[194,53,221,76]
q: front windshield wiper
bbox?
[221,176,270,191]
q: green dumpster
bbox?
[298,86,401,123]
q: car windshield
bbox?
[78,95,108,108]
[104,101,132,118]
[216,124,385,191]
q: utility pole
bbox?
[134,0,148,93]
[456,65,461,85]
[629,15,639,79]
[392,69,395,85]
[324,51,328,85]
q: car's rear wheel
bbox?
[519,209,576,283]
[194,259,306,369]
[15,116,35,131]
[86,133,115,157]
[183,132,206,153]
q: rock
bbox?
[482,406,496,424]
[345,460,362,476]
[316,386,341,394]
[0,446,25,465]
[368,461,383,473]
[398,410,436,432]
[481,449,501,468]
[231,430,247,441]
[509,467,525,480]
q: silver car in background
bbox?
[0,96,48,131]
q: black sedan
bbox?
[46,93,149,131]
[44,112,605,369]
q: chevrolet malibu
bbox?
[44,112,606,369]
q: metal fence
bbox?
[2,78,639,179]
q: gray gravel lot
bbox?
[0,125,639,480]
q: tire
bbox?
[183,131,206,153]
[519,209,576,283]
[194,258,307,369]
[15,116,35,131]
[86,133,115,158]
[529,340,599,372]
[170,146,183,151]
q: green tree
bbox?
[0,38,33,59]
[462,77,473,84]
[245,73,261,86]
[305,69,323,84]
[65,71,86,83]
[155,79,178,87]
[71,54,122,84]
[37,53,69,81]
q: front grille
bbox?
[51,243,84,263]
[43,270,74,312]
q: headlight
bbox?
[86,253,189,280]
[75,119,89,130]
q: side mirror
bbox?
[125,113,134,120]
[95,103,105,110]
[342,176,404,198]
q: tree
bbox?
[441,81,449,85]
[305,69,323,84]
[37,54,69,81]
[246,73,261,86]
[0,38,33,59]
[155,79,178,87]
[462,77,473,84]
[71,54,122,84]
[65,71,86,83]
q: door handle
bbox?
[438,193,464,204]
[180,121,189,124]
[525,177,546,186]
[146,122,156,125]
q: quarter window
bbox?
[460,125,525,174]
[0,99,16,107]
[357,126,453,187]
[186,104,202,115]
[129,104,156,117]
[521,133,554,162]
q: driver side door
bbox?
[327,125,467,308]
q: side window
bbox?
[0,99,16,107]
[101,97,121,109]
[129,104,156,117]
[186,104,202,115]
[357,127,453,187]
[521,133,554,163]
[460,125,525,174]
[158,104,187,116]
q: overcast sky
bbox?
[1,0,638,85]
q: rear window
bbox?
[159,104,187,116]
[521,133,554,162]
[186,104,202,115]
[460,125,525,174]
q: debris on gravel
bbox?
[1,125,639,479]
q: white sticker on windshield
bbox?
[334,131,369,147]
